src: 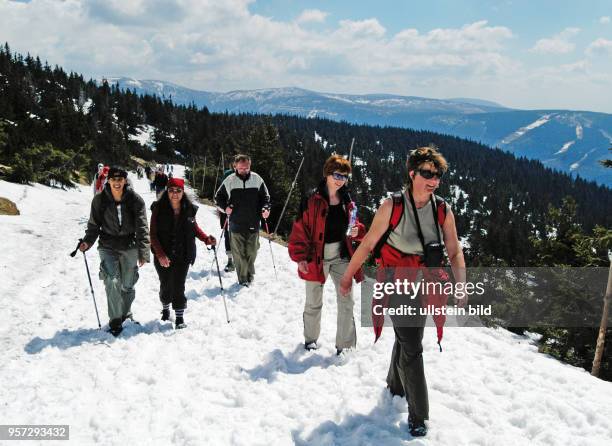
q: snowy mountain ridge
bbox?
[107,78,612,186]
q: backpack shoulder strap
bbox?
[372,191,404,260]
[388,191,404,230]
[434,195,447,227]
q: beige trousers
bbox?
[303,242,356,349]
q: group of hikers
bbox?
[79,147,464,437]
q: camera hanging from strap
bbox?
[408,188,444,267]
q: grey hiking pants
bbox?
[98,247,139,323]
[230,231,260,284]
[303,242,356,350]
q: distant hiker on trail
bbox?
[150,177,216,329]
[93,163,109,195]
[215,154,270,286]
[79,167,150,337]
[145,165,155,192]
[288,155,365,355]
[153,167,169,200]
[218,160,236,272]
[338,146,465,438]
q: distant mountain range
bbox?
[108,78,612,186]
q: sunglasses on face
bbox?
[332,172,349,181]
[417,169,443,180]
[168,188,183,194]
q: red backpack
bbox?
[371,191,449,350]
[373,191,447,264]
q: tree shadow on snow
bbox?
[292,389,421,445]
[24,320,174,354]
[244,344,342,383]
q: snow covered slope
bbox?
[1,171,611,445]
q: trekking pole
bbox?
[213,153,223,195]
[210,245,230,323]
[209,213,230,277]
[273,156,305,235]
[263,218,278,280]
[70,240,102,329]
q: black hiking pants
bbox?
[154,258,190,310]
[386,296,429,421]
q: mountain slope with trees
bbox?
[1,43,610,379]
[1,43,610,264]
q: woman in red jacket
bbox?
[288,155,365,355]
[150,178,216,329]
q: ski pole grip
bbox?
[70,238,83,257]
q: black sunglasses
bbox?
[331,172,349,181]
[417,169,443,180]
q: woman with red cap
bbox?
[150,177,216,329]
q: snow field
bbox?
[0,167,611,445]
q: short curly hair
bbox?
[323,154,352,177]
[407,146,448,174]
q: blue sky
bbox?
[252,0,609,36]
[1,0,611,112]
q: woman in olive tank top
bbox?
[338,146,466,438]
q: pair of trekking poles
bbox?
[209,218,230,323]
[257,158,306,281]
[69,236,231,329]
[72,157,304,329]
[212,157,304,286]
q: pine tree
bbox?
[527,198,612,380]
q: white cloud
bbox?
[392,21,513,53]
[586,38,612,56]
[530,27,580,54]
[295,9,328,24]
[336,19,387,39]
[0,2,514,86]
[0,2,610,111]
[599,16,610,24]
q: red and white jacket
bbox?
[288,181,365,284]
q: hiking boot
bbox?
[161,308,171,321]
[107,319,123,337]
[224,259,235,272]
[305,341,318,351]
[408,418,427,437]
[108,326,123,337]
[175,316,187,329]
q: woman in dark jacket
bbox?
[150,177,216,329]
[288,155,365,355]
